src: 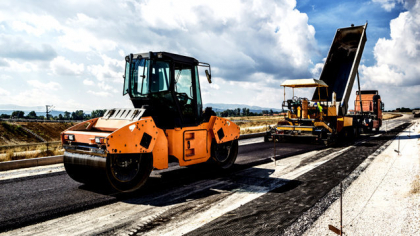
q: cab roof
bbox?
[131,51,199,65]
[280,79,328,88]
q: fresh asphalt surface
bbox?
[0,138,320,232]
[0,115,414,234]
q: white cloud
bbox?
[1,59,39,72]
[27,80,61,90]
[311,63,324,79]
[50,56,84,76]
[361,1,420,87]
[118,50,125,57]
[359,1,420,109]
[372,0,404,11]
[58,14,117,52]
[83,79,94,85]
[0,87,10,96]
[58,28,117,52]
[0,35,56,61]
[88,54,124,83]
[88,90,111,97]
[11,13,61,36]
[0,74,12,80]
[0,88,88,111]
[133,0,316,81]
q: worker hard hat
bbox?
[314,102,317,105]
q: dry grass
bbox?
[0,142,61,154]
[410,175,420,195]
[230,116,285,129]
[383,113,403,120]
[0,145,64,162]
[240,127,268,135]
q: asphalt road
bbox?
[0,114,414,235]
[0,138,320,232]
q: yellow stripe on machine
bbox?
[276,126,314,132]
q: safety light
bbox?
[64,134,75,141]
[157,52,163,58]
[95,137,105,144]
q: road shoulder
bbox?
[303,121,420,235]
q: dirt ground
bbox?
[0,122,39,145]
[18,122,74,141]
[0,122,74,145]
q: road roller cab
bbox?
[62,52,240,192]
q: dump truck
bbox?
[61,52,240,192]
[354,90,384,132]
[264,23,384,145]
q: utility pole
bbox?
[46,105,54,120]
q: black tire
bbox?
[106,153,153,192]
[211,139,238,169]
[264,135,269,142]
[338,127,354,144]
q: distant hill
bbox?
[0,104,92,117]
[0,110,66,117]
[0,103,283,116]
[204,103,282,113]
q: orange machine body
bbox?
[61,115,240,170]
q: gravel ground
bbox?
[303,121,420,236]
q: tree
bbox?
[91,109,106,118]
[11,110,25,119]
[71,110,85,120]
[270,109,274,115]
[27,111,37,119]
[0,114,10,119]
[58,114,63,120]
[64,111,71,120]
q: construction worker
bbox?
[314,102,322,112]
[317,102,323,113]
[314,102,323,120]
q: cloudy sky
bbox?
[0,0,418,112]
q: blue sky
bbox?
[0,0,418,112]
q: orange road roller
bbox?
[61,52,240,192]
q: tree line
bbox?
[0,110,107,120]
[218,108,276,117]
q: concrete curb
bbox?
[0,155,63,171]
[0,133,266,172]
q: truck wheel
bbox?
[106,153,153,192]
[264,135,268,142]
[212,140,238,169]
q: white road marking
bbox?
[143,147,352,236]
[0,164,64,181]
